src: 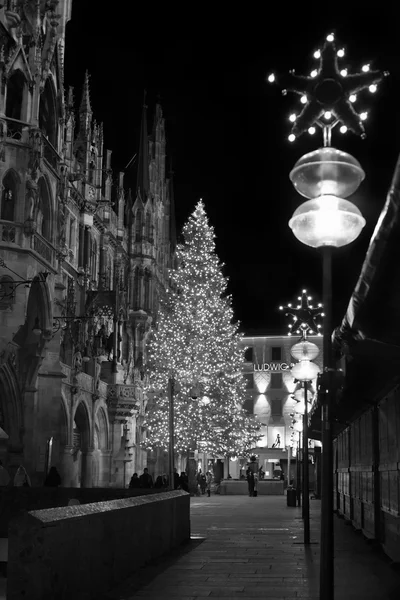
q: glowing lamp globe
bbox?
[291,360,320,381]
[291,420,303,432]
[290,340,320,361]
[289,147,365,199]
[293,400,311,415]
[289,195,365,248]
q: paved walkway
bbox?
[106,495,400,599]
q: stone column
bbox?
[60,445,75,487]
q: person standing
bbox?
[246,468,254,497]
[0,460,10,487]
[206,471,212,497]
[173,468,180,490]
[44,466,62,487]
[129,473,140,488]
[139,467,153,488]
[200,472,206,494]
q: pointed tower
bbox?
[136,92,150,203]
[79,70,92,137]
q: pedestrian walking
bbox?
[0,460,10,487]
[206,471,212,497]
[253,472,258,497]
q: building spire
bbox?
[136,90,150,203]
[79,71,92,136]
[79,70,92,115]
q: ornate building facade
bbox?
[0,1,175,487]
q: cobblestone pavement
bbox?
[106,495,400,599]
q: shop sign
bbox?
[253,362,294,372]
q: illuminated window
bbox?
[270,373,282,389]
[271,347,282,361]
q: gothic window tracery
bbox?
[144,270,151,311]
[39,78,57,148]
[1,170,18,221]
[6,70,25,121]
[135,210,142,242]
[145,211,151,240]
[91,237,98,282]
[36,178,52,241]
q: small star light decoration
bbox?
[279,289,323,337]
[267,32,389,143]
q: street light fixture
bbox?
[269,32,387,600]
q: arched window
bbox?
[145,212,151,240]
[135,210,142,241]
[39,78,57,148]
[144,271,151,311]
[91,237,98,282]
[1,170,18,221]
[134,267,141,309]
[6,70,25,121]
[36,177,52,240]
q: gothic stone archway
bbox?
[72,400,91,488]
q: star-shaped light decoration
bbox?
[267,32,389,143]
[279,289,323,338]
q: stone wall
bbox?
[0,487,161,537]
[7,490,190,600]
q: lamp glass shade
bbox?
[289,195,365,248]
[291,360,320,381]
[289,147,365,199]
[290,341,320,361]
[293,387,314,402]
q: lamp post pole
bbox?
[302,380,310,545]
[320,247,334,598]
[168,378,175,491]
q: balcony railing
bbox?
[32,232,54,266]
[3,117,29,142]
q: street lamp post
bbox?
[291,341,320,544]
[268,33,387,599]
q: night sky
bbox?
[64,4,400,334]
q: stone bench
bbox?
[7,490,190,600]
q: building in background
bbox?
[236,334,323,479]
[0,1,175,487]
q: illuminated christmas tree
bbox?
[144,200,261,458]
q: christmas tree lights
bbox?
[143,200,261,457]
